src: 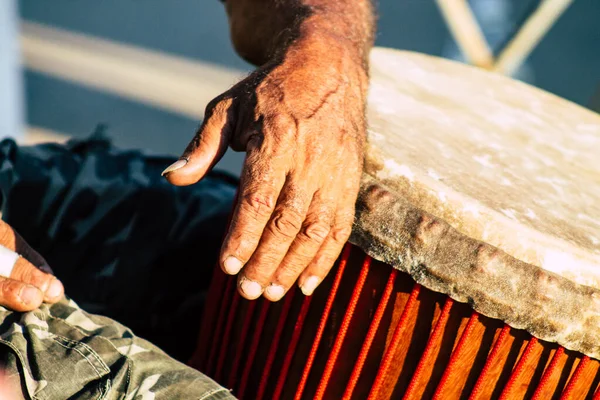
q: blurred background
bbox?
[2,0,599,175]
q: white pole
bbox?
[493,0,575,76]
[435,0,495,69]
[0,0,24,140]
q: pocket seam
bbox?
[51,335,111,379]
[51,315,134,393]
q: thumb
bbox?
[163,98,235,186]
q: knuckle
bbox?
[205,95,230,116]
[20,264,50,291]
[269,209,304,239]
[246,133,264,152]
[331,223,353,243]
[0,279,19,300]
[301,221,331,243]
[240,192,277,219]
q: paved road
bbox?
[19,0,600,175]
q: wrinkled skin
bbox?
[0,220,64,311]
[0,1,374,310]
[165,37,369,301]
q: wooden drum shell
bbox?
[189,245,600,400]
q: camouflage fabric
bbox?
[0,298,235,399]
[0,132,238,399]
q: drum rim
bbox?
[350,174,600,360]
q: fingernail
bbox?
[265,284,285,301]
[161,159,187,176]
[39,264,53,274]
[223,256,243,275]
[19,285,42,306]
[240,278,263,299]
[300,276,320,296]
[46,278,64,300]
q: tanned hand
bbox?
[163,0,375,301]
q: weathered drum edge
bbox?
[350,174,600,360]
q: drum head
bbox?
[352,48,600,358]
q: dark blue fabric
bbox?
[0,133,237,361]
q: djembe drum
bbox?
[188,48,600,400]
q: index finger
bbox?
[219,137,286,278]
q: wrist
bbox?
[279,29,370,93]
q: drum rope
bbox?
[272,295,313,400]
[499,337,539,400]
[560,355,591,400]
[432,311,480,399]
[343,269,399,400]
[294,244,352,400]
[205,276,236,374]
[215,290,242,382]
[226,299,257,389]
[237,301,271,399]
[314,254,372,400]
[367,283,422,400]
[255,288,296,400]
[593,371,600,400]
[188,262,228,370]
[531,346,565,400]
[403,297,455,400]
[468,324,511,400]
[191,192,239,372]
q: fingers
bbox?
[163,97,235,186]
[11,257,64,304]
[0,220,64,308]
[298,206,354,296]
[236,179,312,300]
[262,191,334,301]
[222,141,358,301]
[0,275,44,312]
[220,138,286,276]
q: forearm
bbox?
[224,0,375,68]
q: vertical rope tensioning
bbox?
[227,300,258,389]
[206,276,236,375]
[272,296,313,400]
[498,337,539,400]
[367,283,422,400]
[188,262,227,369]
[294,244,353,400]
[237,301,271,399]
[593,374,600,400]
[256,289,296,400]
[343,269,399,400]
[432,312,480,400]
[560,355,590,400]
[191,190,239,370]
[468,324,511,400]
[403,298,455,400]
[314,255,373,400]
[531,346,565,400]
[215,291,242,382]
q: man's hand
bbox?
[0,220,64,312]
[163,0,375,301]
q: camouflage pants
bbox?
[0,135,237,399]
[0,299,235,399]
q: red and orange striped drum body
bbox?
[190,48,600,399]
[190,245,600,400]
